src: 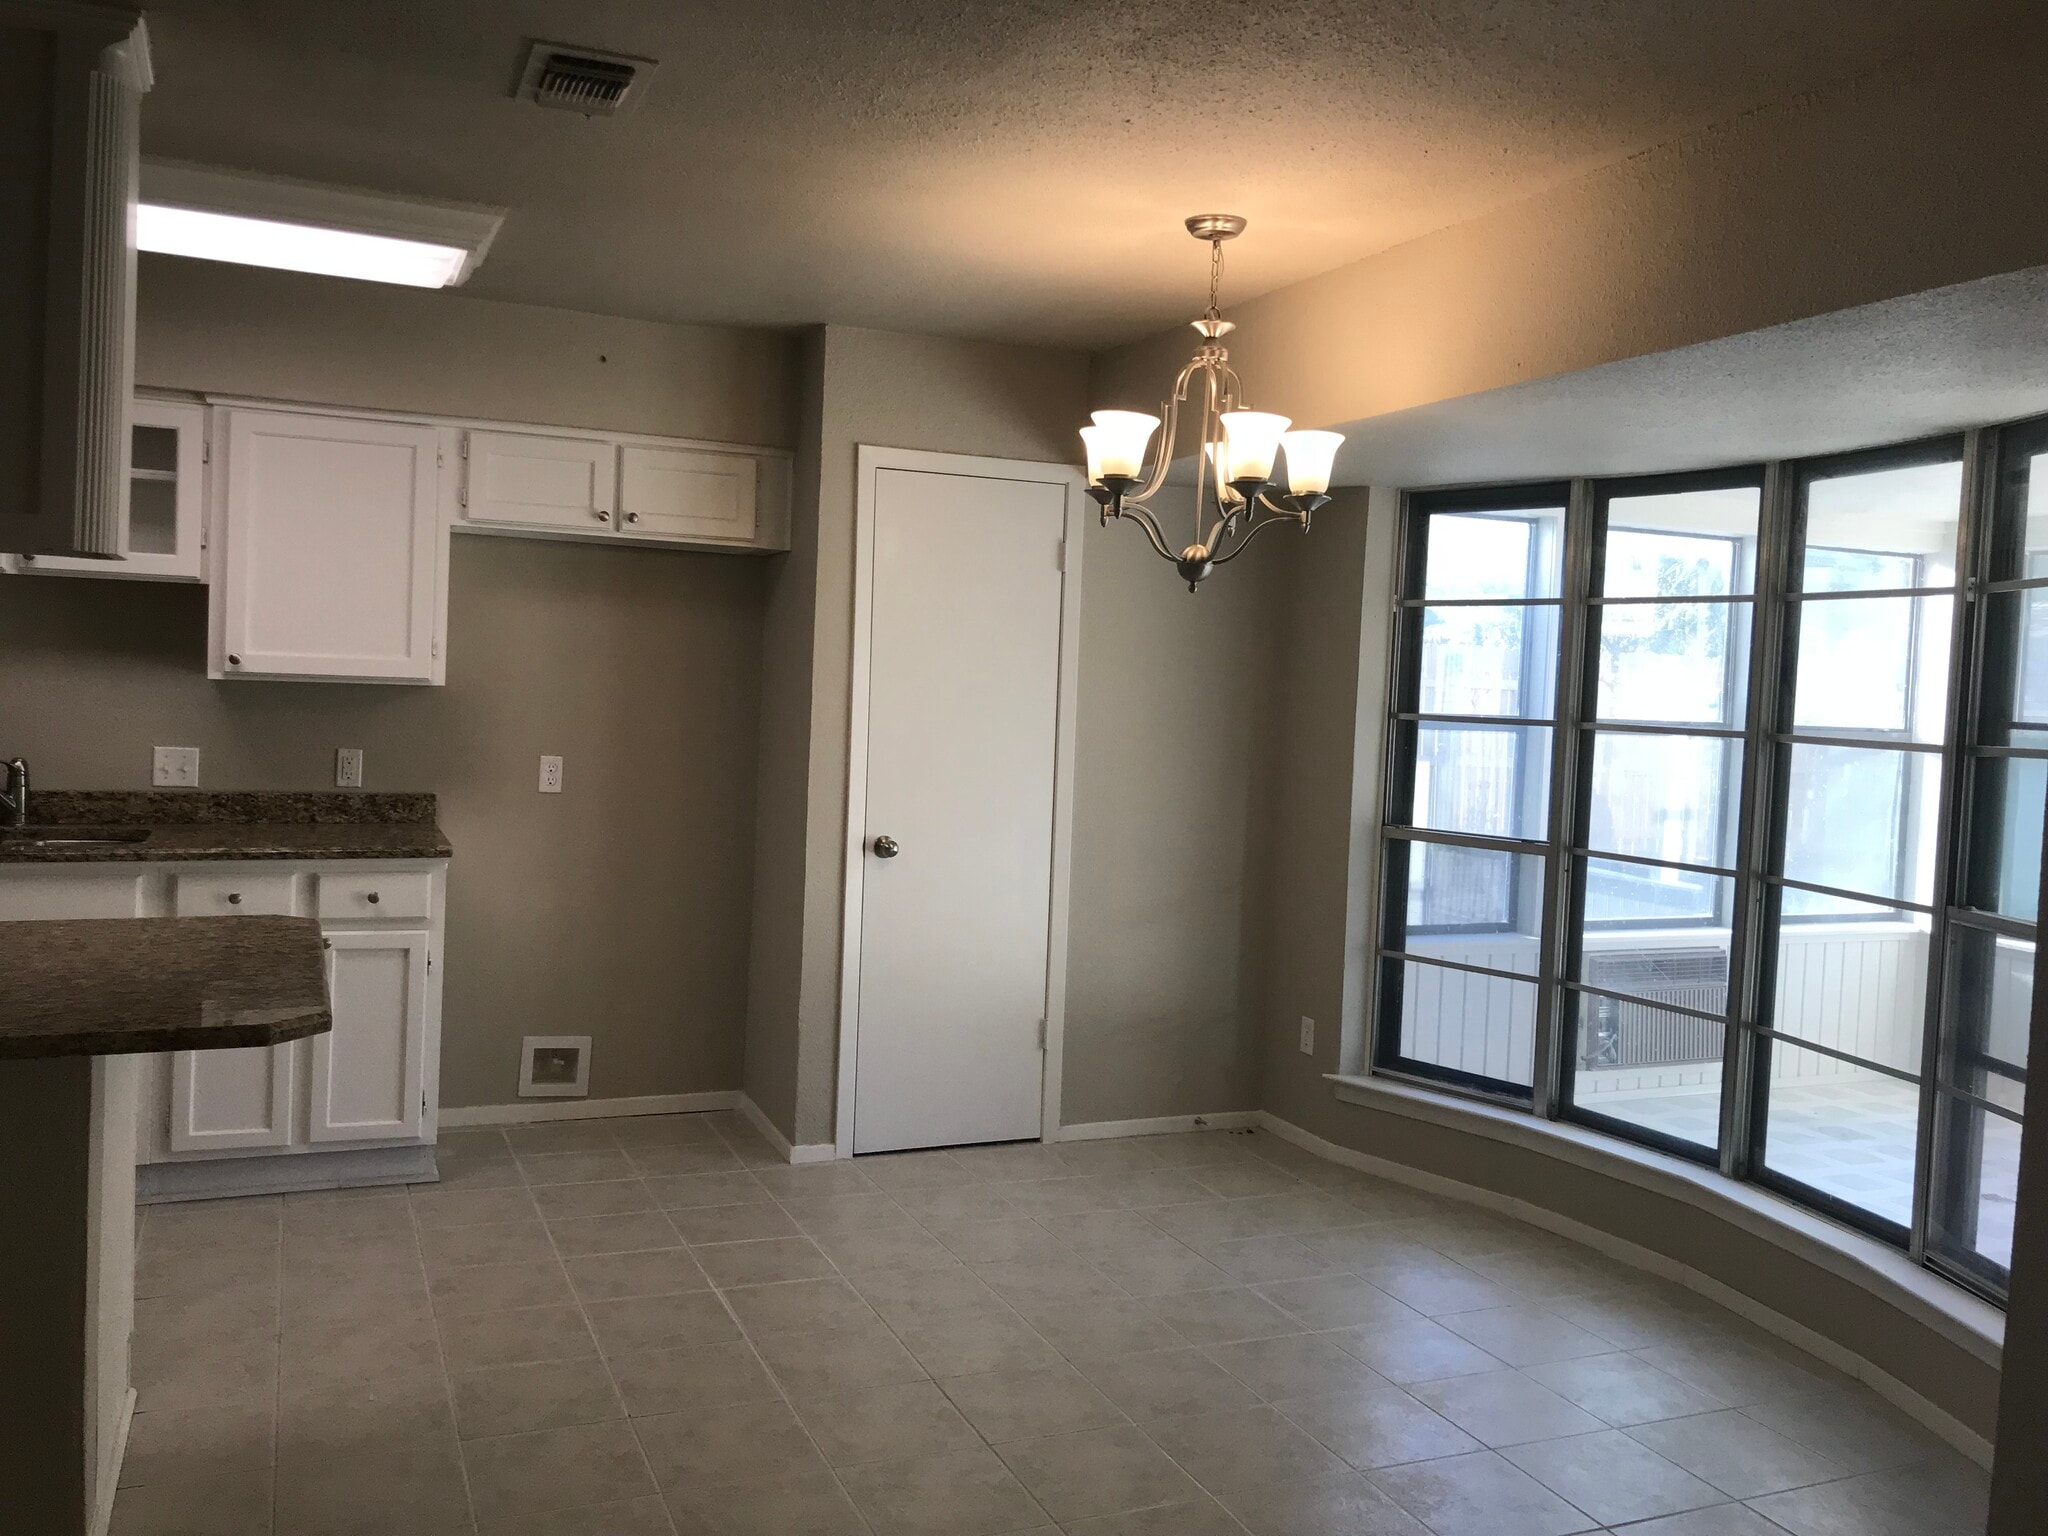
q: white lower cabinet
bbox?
[0,859,446,1191]
[311,929,429,1143]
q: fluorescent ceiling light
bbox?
[137,161,504,288]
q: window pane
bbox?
[1407,723,1550,842]
[1781,744,1938,908]
[1594,601,1744,726]
[1570,990,1724,1153]
[1388,840,1546,971]
[1790,593,1951,741]
[1930,1097,2022,1277]
[1585,731,1739,868]
[1975,588,2048,744]
[1582,857,1732,927]
[1941,925,2031,1111]
[1768,890,1929,1074]
[1419,604,1558,718]
[1801,459,1962,593]
[1759,1038,1919,1234]
[1986,429,2048,584]
[1421,508,1564,601]
[1385,957,1536,1088]
[1966,755,2047,921]
[1602,486,1759,597]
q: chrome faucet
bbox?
[2,758,27,827]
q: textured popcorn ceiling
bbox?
[138,0,2001,344]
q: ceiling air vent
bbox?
[516,42,656,117]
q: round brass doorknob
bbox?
[872,835,900,859]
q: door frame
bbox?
[836,445,1088,1159]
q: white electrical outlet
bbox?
[538,755,564,794]
[1299,1016,1316,1055]
[334,748,364,788]
[152,746,200,787]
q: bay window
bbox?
[1371,421,2046,1304]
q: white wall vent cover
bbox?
[516,42,656,116]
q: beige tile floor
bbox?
[113,1112,1992,1536]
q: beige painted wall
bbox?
[1093,8,2048,446]
[0,258,794,1108]
[135,257,798,444]
[0,537,767,1107]
[745,324,1281,1145]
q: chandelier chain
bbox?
[1206,238,1224,322]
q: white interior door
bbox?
[853,465,1068,1154]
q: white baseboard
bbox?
[138,1144,439,1203]
[1057,1110,1259,1141]
[1250,1110,1994,1469]
[738,1094,837,1164]
[441,1090,740,1128]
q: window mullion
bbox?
[1909,426,1996,1262]
[1531,478,1596,1120]
[1722,460,1796,1180]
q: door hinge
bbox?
[1038,1017,1048,1051]
[1056,539,1067,573]
[460,435,470,459]
[459,483,468,508]
[431,639,440,659]
[426,946,434,974]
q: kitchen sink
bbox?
[0,826,153,848]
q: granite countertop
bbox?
[0,916,332,1058]
[0,790,452,864]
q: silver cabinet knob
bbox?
[872,835,900,859]
[624,511,640,524]
[227,654,242,667]
[366,891,380,904]
[226,892,242,905]
[593,508,610,522]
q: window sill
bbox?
[1325,1071,2004,1365]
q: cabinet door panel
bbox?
[220,409,440,681]
[465,430,615,532]
[8,398,207,581]
[310,929,428,1143]
[167,1043,293,1152]
[619,445,757,542]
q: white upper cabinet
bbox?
[212,407,448,684]
[464,429,615,533]
[452,425,788,552]
[5,396,207,581]
[619,443,758,543]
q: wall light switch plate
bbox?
[153,746,201,787]
[1299,1016,1316,1055]
[334,748,364,788]
[538,755,563,794]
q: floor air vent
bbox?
[517,42,656,117]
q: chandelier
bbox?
[1081,214,1343,591]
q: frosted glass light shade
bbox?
[1085,411,1160,480]
[1280,430,1343,495]
[1219,410,1290,482]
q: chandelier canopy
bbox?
[1081,215,1343,591]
